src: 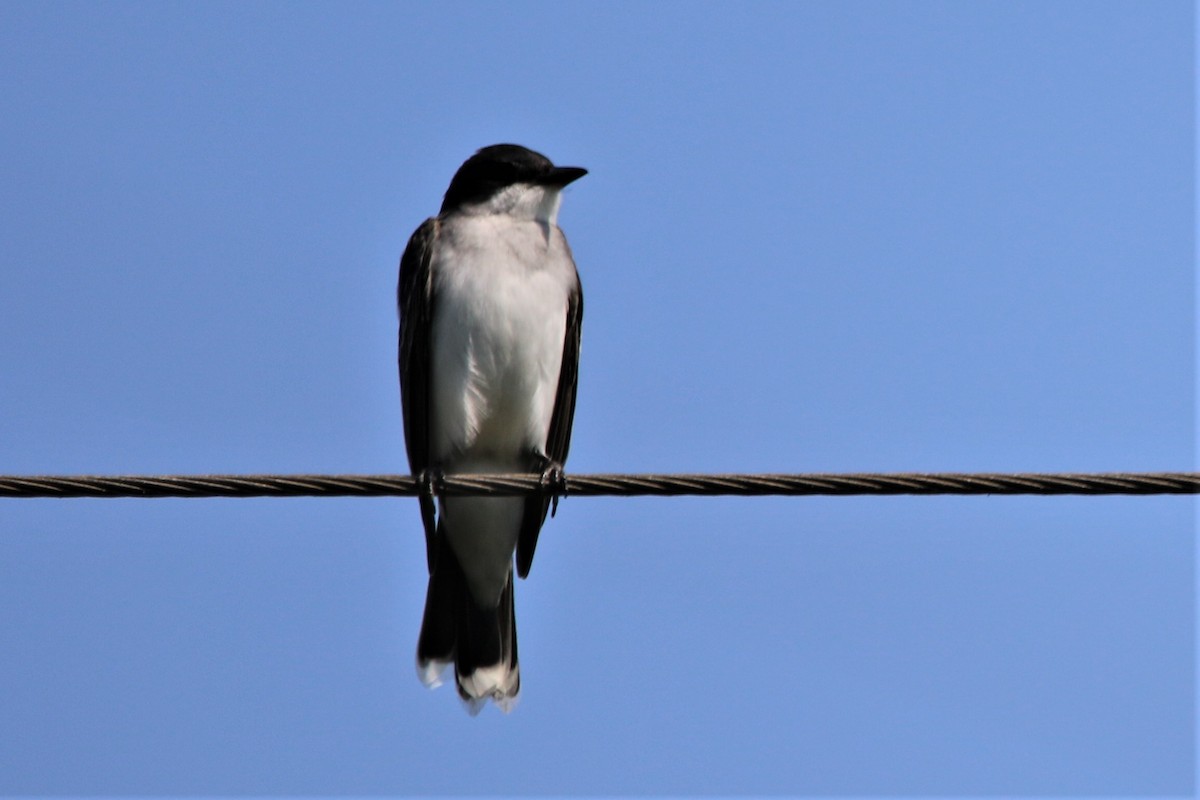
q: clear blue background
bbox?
[0,1,1193,795]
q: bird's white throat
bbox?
[478,183,563,226]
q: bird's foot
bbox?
[417,467,446,503]
[537,458,567,517]
[416,468,444,573]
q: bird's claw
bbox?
[417,468,446,502]
[538,460,567,517]
[416,468,444,573]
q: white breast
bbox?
[429,209,575,471]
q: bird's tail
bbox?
[416,534,520,714]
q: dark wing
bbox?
[398,217,440,570]
[516,274,582,579]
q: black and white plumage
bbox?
[398,144,585,713]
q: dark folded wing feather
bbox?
[516,276,582,579]
[398,217,440,569]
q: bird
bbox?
[397,144,586,713]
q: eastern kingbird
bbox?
[398,144,586,713]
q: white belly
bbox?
[430,215,572,469]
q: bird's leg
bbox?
[535,455,567,517]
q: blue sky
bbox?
[0,1,1193,795]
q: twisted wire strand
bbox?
[0,472,1195,499]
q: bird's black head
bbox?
[440,144,587,214]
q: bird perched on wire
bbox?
[397,144,586,713]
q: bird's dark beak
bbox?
[541,166,588,187]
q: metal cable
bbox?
[0,472,1195,498]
